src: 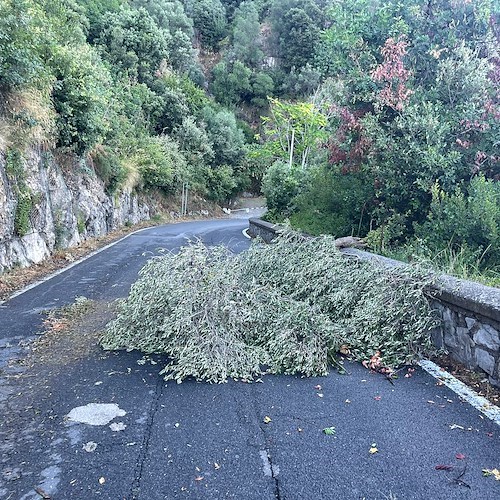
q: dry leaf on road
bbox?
[482,468,500,480]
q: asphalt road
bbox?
[0,219,499,500]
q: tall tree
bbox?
[133,0,200,75]
[278,7,320,71]
[230,1,263,67]
[185,0,227,50]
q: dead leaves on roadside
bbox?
[435,464,454,471]
[362,351,397,383]
[42,316,70,333]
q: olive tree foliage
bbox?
[101,233,436,383]
[52,44,112,154]
[203,106,246,167]
[0,0,47,90]
[173,116,215,191]
[75,0,125,42]
[211,60,251,106]
[220,0,244,21]
[133,0,201,76]
[135,134,187,190]
[0,0,86,91]
[269,0,323,71]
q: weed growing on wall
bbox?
[5,148,33,237]
[101,233,437,382]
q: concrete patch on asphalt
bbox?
[419,359,500,426]
[259,450,279,478]
[66,403,126,426]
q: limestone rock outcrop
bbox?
[0,147,150,273]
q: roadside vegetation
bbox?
[1,1,498,284]
[251,1,500,285]
[101,233,437,382]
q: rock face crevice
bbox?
[0,147,150,273]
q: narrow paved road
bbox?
[0,220,498,500]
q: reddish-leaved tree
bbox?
[371,36,413,111]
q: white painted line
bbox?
[419,359,500,426]
[242,228,251,239]
[0,226,152,305]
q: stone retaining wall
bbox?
[248,218,500,387]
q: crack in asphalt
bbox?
[130,376,164,499]
[249,386,283,500]
[257,424,282,499]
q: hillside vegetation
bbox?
[0,0,254,203]
[0,0,499,280]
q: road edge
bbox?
[419,359,500,426]
[0,226,152,305]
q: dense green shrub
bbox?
[51,45,111,154]
[135,135,187,191]
[101,233,436,382]
[96,7,169,85]
[206,165,237,202]
[211,60,252,106]
[261,161,302,217]
[133,0,200,75]
[415,176,500,268]
[91,146,127,193]
[76,0,124,41]
[5,149,32,237]
[186,0,227,49]
[0,0,49,90]
[290,165,374,237]
[203,107,246,167]
[14,188,32,237]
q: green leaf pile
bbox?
[101,232,437,383]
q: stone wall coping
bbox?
[248,217,282,233]
[248,218,500,325]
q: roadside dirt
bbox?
[432,354,500,407]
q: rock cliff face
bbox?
[0,147,150,273]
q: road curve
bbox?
[0,219,499,500]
